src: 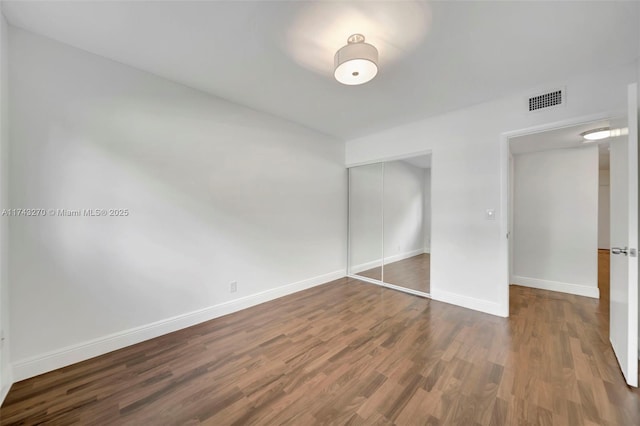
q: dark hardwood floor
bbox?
[2,273,639,425]
[357,253,430,294]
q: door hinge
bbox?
[630,248,637,257]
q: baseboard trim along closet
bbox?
[12,269,345,382]
[511,275,599,299]
[430,288,507,317]
[350,249,424,275]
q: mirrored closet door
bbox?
[348,163,384,282]
[348,155,431,297]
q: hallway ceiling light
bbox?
[581,127,628,142]
[581,127,612,141]
[334,34,378,85]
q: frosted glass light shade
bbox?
[334,35,378,86]
[581,128,611,141]
[581,127,628,142]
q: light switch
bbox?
[485,209,496,220]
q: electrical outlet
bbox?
[230,281,237,293]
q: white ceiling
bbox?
[3,1,639,140]
[510,120,612,169]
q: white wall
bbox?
[423,168,431,252]
[0,12,11,401]
[346,63,635,317]
[383,160,425,262]
[512,147,599,298]
[9,27,347,380]
[599,168,610,249]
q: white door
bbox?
[609,83,639,387]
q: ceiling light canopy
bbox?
[334,34,378,86]
[581,127,628,142]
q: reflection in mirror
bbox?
[348,163,384,282]
[383,156,431,293]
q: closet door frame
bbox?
[347,149,432,298]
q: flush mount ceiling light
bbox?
[581,127,629,142]
[334,34,378,86]
[581,127,612,141]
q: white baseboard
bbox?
[350,259,383,275]
[12,269,345,382]
[0,371,12,405]
[385,249,424,264]
[511,275,599,299]
[430,288,507,317]
[423,247,430,254]
[350,249,424,274]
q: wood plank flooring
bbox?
[2,275,639,425]
[357,254,430,294]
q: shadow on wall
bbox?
[10,28,346,358]
[22,94,343,316]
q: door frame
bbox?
[499,111,618,316]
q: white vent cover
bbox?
[527,89,564,112]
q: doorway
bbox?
[501,98,638,387]
[508,120,607,300]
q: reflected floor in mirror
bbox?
[357,253,430,294]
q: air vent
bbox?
[528,89,564,112]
